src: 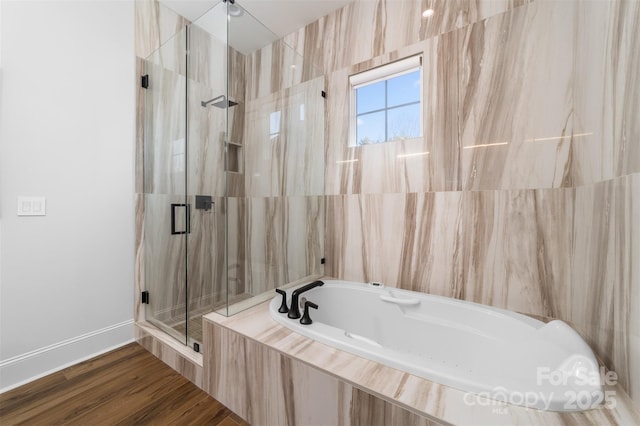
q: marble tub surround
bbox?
[203,301,640,425]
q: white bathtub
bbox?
[269,280,603,412]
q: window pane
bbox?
[356,81,385,114]
[357,111,386,145]
[387,104,421,140]
[387,70,420,107]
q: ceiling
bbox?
[159,0,353,53]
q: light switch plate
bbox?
[17,196,46,216]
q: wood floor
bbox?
[0,343,248,426]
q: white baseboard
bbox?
[0,319,135,393]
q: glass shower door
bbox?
[143,28,189,345]
[185,2,229,348]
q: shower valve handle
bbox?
[275,289,288,314]
[300,301,318,325]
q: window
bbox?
[350,55,422,146]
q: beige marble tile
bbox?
[627,173,640,405]
[459,1,575,190]
[204,303,640,425]
[570,174,640,405]
[459,188,573,318]
[244,77,324,197]
[134,0,189,59]
[326,188,573,318]
[283,0,532,75]
[203,319,440,425]
[243,196,324,295]
[606,1,640,178]
[245,39,323,101]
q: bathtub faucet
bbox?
[288,280,324,319]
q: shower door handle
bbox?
[170,203,190,235]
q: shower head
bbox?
[201,95,238,108]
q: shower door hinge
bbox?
[141,291,150,304]
[141,74,149,89]
[193,342,200,352]
[321,90,326,98]
[321,258,326,264]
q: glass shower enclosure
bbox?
[142,1,325,350]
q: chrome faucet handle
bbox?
[300,301,318,325]
[275,289,288,314]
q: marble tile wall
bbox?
[244,77,325,197]
[277,0,639,404]
[283,0,532,75]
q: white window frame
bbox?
[349,55,423,147]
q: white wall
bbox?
[0,0,135,391]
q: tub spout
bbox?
[288,280,324,319]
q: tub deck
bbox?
[203,299,640,425]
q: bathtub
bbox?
[269,280,603,412]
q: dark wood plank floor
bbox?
[0,343,248,426]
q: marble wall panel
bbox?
[186,80,227,198]
[243,196,324,296]
[626,174,640,405]
[572,0,640,184]
[244,77,325,197]
[283,0,531,75]
[459,1,575,191]
[326,187,573,318]
[608,1,640,178]
[135,0,189,59]
[569,174,640,404]
[460,188,574,318]
[245,39,322,101]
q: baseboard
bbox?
[0,319,135,393]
